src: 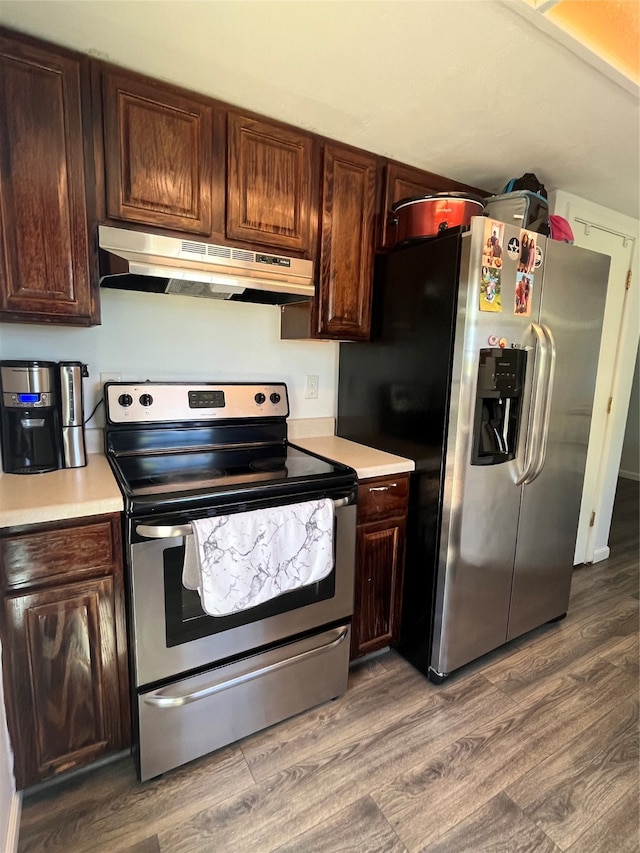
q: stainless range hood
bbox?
[98,226,314,305]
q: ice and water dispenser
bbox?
[471,347,527,465]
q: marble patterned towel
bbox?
[181,499,334,616]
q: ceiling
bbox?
[1,0,639,220]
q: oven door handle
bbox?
[135,496,351,539]
[142,625,349,708]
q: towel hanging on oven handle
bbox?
[136,496,351,539]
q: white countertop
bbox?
[290,435,415,480]
[0,454,123,529]
[0,427,414,529]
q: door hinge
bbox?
[607,397,613,414]
[589,511,596,527]
[626,269,632,290]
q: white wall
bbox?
[0,288,340,444]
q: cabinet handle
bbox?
[368,483,397,493]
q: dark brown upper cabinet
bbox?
[0,31,98,325]
[0,27,491,332]
[315,143,379,341]
[227,113,315,256]
[99,67,219,236]
[381,161,488,248]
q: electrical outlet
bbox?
[100,372,122,387]
[305,375,319,399]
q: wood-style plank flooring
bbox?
[18,478,639,852]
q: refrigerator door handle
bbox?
[527,323,556,483]
[515,322,555,485]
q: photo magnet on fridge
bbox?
[482,219,505,269]
[480,266,502,312]
[517,229,537,274]
[480,219,505,313]
[514,271,533,316]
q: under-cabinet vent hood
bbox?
[98,226,314,305]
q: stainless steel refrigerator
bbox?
[337,216,609,682]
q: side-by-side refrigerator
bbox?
[337,216,609,681]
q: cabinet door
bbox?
[3,577,126,789]
[227,113,314,254]
[0,33,97,325]
[317,144,378,341]
[101,69,214,234]
[352,515,407,658]
[381,161,487,248]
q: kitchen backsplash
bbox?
[0,288,340,433]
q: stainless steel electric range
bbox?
[104,381,357,781]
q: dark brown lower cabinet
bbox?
[351,474,409,659]
[0,513,129,789]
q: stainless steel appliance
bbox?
[0,360,63,474]
[337,216,609,682]
[59,361,87,468]
[98,226,314,304]
[104,381,357,781]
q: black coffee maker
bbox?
[0,360,63,474]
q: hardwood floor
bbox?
[18,478,639,852]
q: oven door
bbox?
[128,492,356,687]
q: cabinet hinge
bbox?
[589,511,596,527]
[607,397,613,414]
[626,269,632,290]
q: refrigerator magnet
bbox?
[517,229,537,274]
[534,244,543,268]
[480,266,502,312]
[482,219,505,269]
[514,271,533,316]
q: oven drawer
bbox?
[137,623,350,781]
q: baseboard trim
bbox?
[592,545,611,564]
[5,790,21,853]
[618,469,640,481]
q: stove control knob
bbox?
[270,392,281,404]
[254,393,266,405]
[118,393,133,408]
[139,394,153,407]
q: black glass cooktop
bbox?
[106,412,357,515]
[114,444,346,498]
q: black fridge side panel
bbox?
[400,466,444,673]
[337,232,463,673]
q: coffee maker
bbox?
[0,360,63,474]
